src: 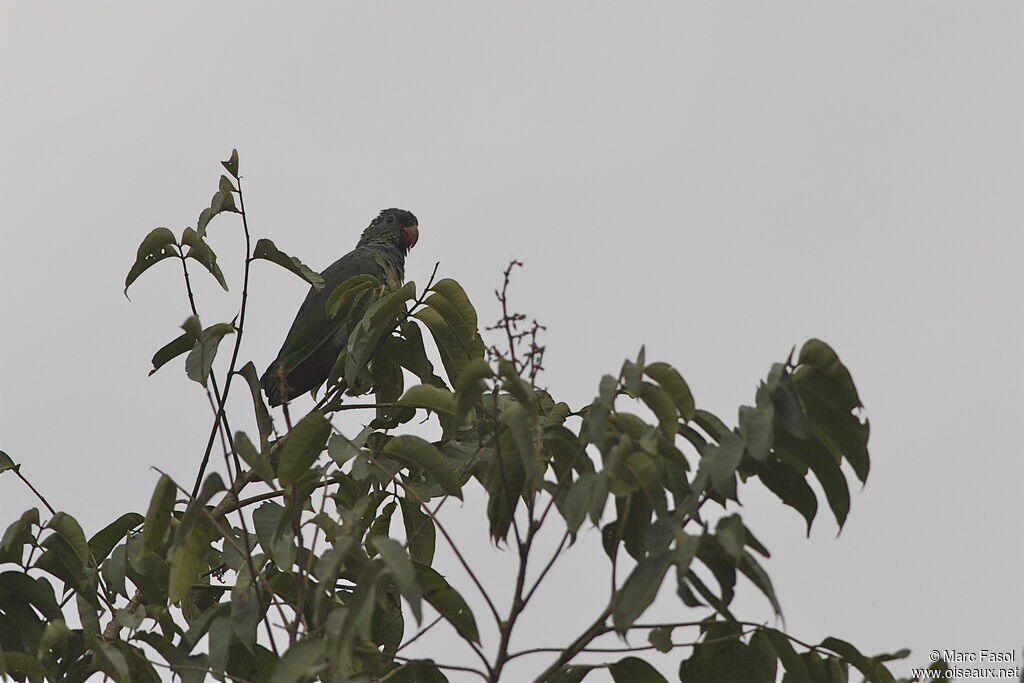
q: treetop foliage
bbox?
[0,151,926,683]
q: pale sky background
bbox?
[2,3,1023,681]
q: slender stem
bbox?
[531,602,614,683]
[522,530,569,605]
[12,468,56,516]
[191,177,253,498]
[396,614,444,653]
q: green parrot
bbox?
[260,208,419,406]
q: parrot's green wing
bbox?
[261,250,383,405]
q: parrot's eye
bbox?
[385,215,395,224]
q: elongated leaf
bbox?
[0,571,61,620]
[818,636,886,683]
[383,436,462,498]
[399,384,457,416]
[196,190,240,238]
[125,227,177,295]
[47,512,90,568]
[222,149,239,179]
[325,273,379,318]
[426,279,480,344]
[277,411,331,486]
[501,401,541,491]
[168,515,217,604]
[609,656,668,683]
[371,536,422,622]
[644,361,696,420]
[639,381,678,437]
[143,475,176,554]
[779,432,850,529]
[414,306,473,383]
[345,281,417,385]
[235,362,274,451]
[89,512,143,564]
[253,238,324,289]
[612,549,672,633]
[327,425,372,467]
[399,496,435,565]
[234,432,275,484]
[756,459,818,534]
[761,628,812,683]
[413,562,479,644]
[184,322,235,387]
[149,332,194,377]
[706,432,745,501]
[269,639,327,683]
[181,227,228,291]
[739,403,774,462]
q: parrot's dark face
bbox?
[260,207,420,406]
[359,208,419,255]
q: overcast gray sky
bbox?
[3,2,1023,680]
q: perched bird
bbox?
[260,208,419,406]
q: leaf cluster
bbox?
[0,152,916,683]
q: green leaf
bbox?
[563,472,598,534]
[414,282,484,384]
[761,628,812,683]
[89,512,143,564]
[253,238,324,290]
[425,279,481,350]
[181,227,228,291]
[124,227,177,296]
[345,281,417,386]
[648,627,673,653]
[413,562,479,644]
[168,514,217,604]
[501,401,541,491]
[398,384,457,416]
[612,550,672,633]
[705,432,745,501]
[0,451,16,473]
[779,432,850,529]
[609,656,669,683]
[327,425,372,467]
[148,332,194,377]
[739,403,773,462]
[234,432,275,485]
[639,381,678,437]
[235,362,275,451]
[385,660,452,683]
[222,149,239,179]
[815,637,885,683]
[184,322,235,388]
[371,536,422,622]
[621,349,644,398]
[196,190,240,238]
[143,475,176,554]
[399,496,435,565]
[231,585,260,653]
[0,572,61,620]
[325,273,380,319]
[644,361,696,420]
[382,436,462,499]
[219,174,237,193]
[756,459,818,534]
[269,639,327,683]
[0,651,47,681]
[277,411,331,486]
[47,512,90,568]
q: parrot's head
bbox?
[361,208,419,254]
